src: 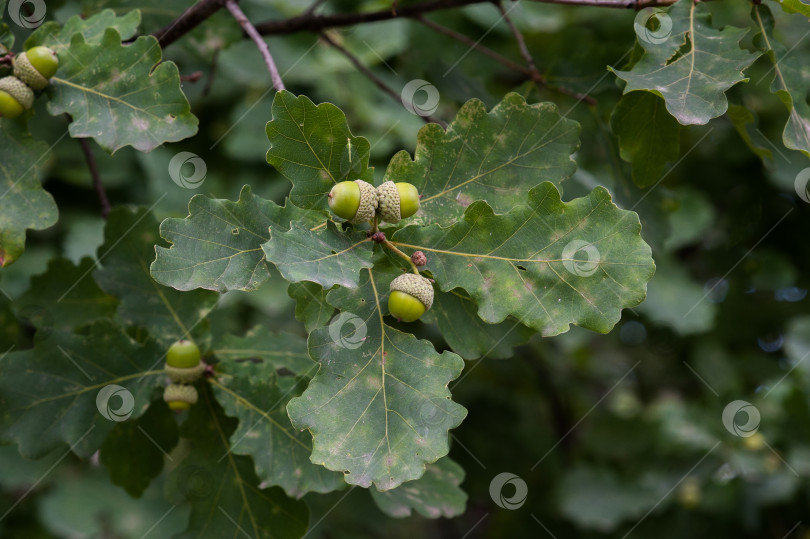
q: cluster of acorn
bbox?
[0,46,59,119]
[328,179,434,323]
[163,340,205,411]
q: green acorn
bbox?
[328,180,377,223]
[165,340,206,383]
[376,181,420,223]
[0,77,34,118]
[388,273,434,322]
[13,47,59,90]
[163,383,199,412]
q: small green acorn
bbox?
[0,76,34,118]
[13,47,59,90]
[388,273,434,322]
[328,179,378,223]
[165,339,206,383]
[163,383,199,412]
[376,181,420,223]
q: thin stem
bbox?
[77,138,110,219]
[498,2,544,85]
[497,1,597,106]
[153,0,226,48]
[319,31,446,128]
[225,0,285,91]
[383,238,420,274]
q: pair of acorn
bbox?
[163,340,205,411]
[328,179,434,323]
[0,46,59,118]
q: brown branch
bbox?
[225,0,285,91]
[152,0,682,54]
[254,0,681,36]
[497,2,596,105]
[77,138,110,219]
[319,31,446,128]
[498,2,544,83]
[153,0,226,48]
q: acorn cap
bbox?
[390,273,434,310]
[351,179,378,223]
[0,77,34,110]
[164,383,199,405]
[376,181,401,223]
[13,53,49,90]
[165,361,206,384]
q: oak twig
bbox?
[153,0,226,48]
[383,239,421,274]
[225,0,285,91]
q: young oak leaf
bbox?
[266,91,374,210]
[752,5,810,158]
[0,320,165,459]
[262,221,373,289]
[384,92,580,226]
[391,182,655,336]
[168,385,309,538]
[370,456,467,518]
[95,207,218,345]
[287,266,467,491]
[210,359,346,498]
[46,28,198,153]
[151,185,325,293]
[25,8,140,52]
[0,121,57,267]
[610,0,760,126]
